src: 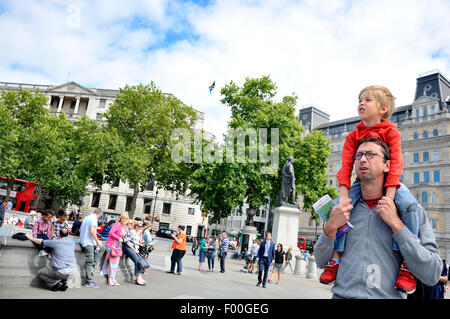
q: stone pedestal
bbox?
[271,204,301,255]
[241,225,259,252]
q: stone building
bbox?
[0,80,213,238]
[298,70,450,259]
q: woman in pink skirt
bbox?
[101,212,128,286]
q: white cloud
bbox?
[0,0,449,141]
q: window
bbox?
[413,132,418,140]
[146,178,155,191]
[433,170,440,182]
[413,172,420,184]
[431,193,437,204]
[431,105,436,114]
[415,109,419,118]
[129,183,135,190]
[70,100,76,110]
[423,152,429,162]
[12,182,26,192]
[125,196,133,211]
[423,131,428,138]
[33,185,41,196]
[159,222,169,230]
[431,219,437,230]
[163,203,171,214]
[432,150,440,161]
[99,99,106,108]
[423,107,427,116]
[329,179,333,186]
[0,179,7,189]
[108,195,117,210]
[112,178,120,188]
[91,193,101,207]
[143,198,152,214]
[186,226,192,236]
[413,153,419,163]
[337,145,342,152]
[423,171,430,183]
[336,163,341,171]
[96,113,103,121]
[188,208,195,215]
[433,129,438,137]
[422,192,428,204]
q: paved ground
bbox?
[0,238,333,299]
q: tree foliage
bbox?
[190,75,336,223]
[0,88,109,207]
[103,82,197,219]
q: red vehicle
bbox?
[298,237,314,252]
[0,177,41,213]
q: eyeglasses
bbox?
[353,151,386,161]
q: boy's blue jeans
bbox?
[334,182,419,252]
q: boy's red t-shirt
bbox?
[336,120,403,189]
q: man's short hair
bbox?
[178,225,185,231]
[93,208,103,215]
[59,227,69,238]
[357,137,390,161]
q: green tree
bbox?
[190,75,336,223]
[103,82,197,219]
[0,88,111,208]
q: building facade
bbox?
[0,80,212,238]
[298,70,450,259]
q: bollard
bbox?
[294,254,306,277]
[306,255,318,279]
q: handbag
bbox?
[138,253,150,269]
[110,240,123,257]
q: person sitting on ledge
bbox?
[26,227,77,292]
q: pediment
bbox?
[412,95,439,105]
[48,81,95,95]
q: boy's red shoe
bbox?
[395,263,416,294]
[319,260,339,285]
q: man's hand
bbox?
[325,198,353,238]
[376,196,404,233]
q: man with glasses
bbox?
[314,137,441,298]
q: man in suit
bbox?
[256,232,276,288]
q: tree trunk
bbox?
[129,182,140,220]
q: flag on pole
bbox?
[209,80,215,93]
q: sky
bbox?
[1,0,449,141]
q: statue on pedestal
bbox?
[279,156,297,206]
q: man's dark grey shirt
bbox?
[314,200,441,299]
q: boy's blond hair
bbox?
[359,85,396,120]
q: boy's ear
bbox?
[379,104,389,117]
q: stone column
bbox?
[74,97,80,114]
[57,95,64,113]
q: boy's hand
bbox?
[377,196,404,233]
[325,198,353,238]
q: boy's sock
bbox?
[331,258,340,264]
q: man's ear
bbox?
[384,159,390,173]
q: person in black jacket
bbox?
[71,216,83,236]
[0,200,5,229]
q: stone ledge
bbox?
[0,235,138,288]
